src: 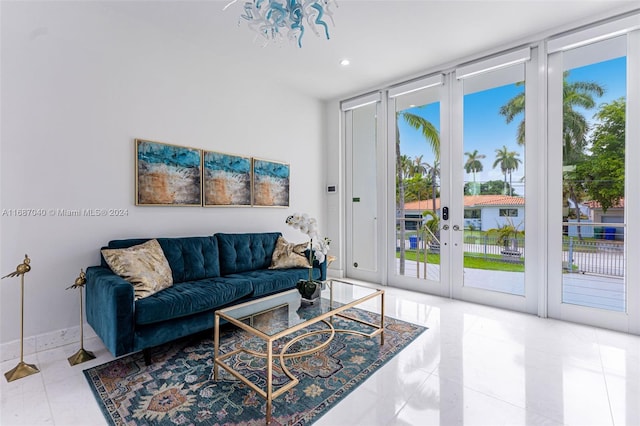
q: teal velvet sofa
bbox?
[85,232,326,359]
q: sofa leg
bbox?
[143,348,152,366]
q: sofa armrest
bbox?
[316,257,327,281]
[85,266,135,357]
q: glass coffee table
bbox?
[213,279,384,424]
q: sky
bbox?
[398,56,626,198]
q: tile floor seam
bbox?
[35,350,56,426]
[595,335,618,426]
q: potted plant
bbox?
[489,218,524,262]
[285,213,330,302]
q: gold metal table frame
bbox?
[213,279,384,424]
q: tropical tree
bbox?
[499,72,604,156]
[464,149,485,182]
[464,149,485,195]
[499,73,604,235]
[562,165,588,240]
[492,145,521,196]
[396,111,440,274]
[404,174,432,202]
[413,154,429,177]
[576,98,626,212]
[424,159,440,213]
[488,217,524,251]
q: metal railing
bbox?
[562,222,625,277]
[396,219,626,277]
[396,217,440,279]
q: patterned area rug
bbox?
[84,306,426,426]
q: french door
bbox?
[547,21,640,334]
[343,13,639,332]
[386,74,450,297]
[387,51,540,314]
[449,49,540,314]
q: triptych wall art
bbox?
[135,139,290,208]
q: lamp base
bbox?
[4,361,40,382]
[67,348,96,366]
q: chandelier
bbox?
[224,0,337,48]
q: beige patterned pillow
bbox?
[269,236,311,270]
[101,239,173,300]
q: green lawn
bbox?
[401,250,525,272]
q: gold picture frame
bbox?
[203,151,252,207]
[252,158,290,208]
[135,139,202,206]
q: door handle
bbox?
[453,225,461,231]
[442,225,449,231]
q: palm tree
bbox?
[424,159,440,213]
[464,150,485,181]
[464,150,485,195]
[499,72,604,163]
[412,155,429,178]
[396,111,440,274]
[492,146,521,196]
[500,72,603,239]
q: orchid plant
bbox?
[286,213,330,282]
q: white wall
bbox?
[0,2,326,346]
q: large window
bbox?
[464,209,481,219]
[499,209,518,217]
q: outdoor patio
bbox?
[396,260,625,312]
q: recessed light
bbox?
[340,59,350,66]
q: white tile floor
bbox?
[1,283,639,425]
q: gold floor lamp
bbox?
[2,254,40,382]
[66,269,95,365]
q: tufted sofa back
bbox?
[215,232,280,275]
[103,236,220,283]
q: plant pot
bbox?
[296,279,324,303]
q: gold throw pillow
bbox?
[269,236,311,270]
[101,239,173,300]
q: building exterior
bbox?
[404,195,525,232]
[584,198,625,224]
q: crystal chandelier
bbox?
[224,0,337,48]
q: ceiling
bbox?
[106,1,638,101]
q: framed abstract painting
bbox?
[135,139,202,206]
[252,158,290,207]
[203,151,252,207]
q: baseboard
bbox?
[0,324,97,363]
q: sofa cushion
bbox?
[269,236,310,270]
[105,236,220,283]
[134,277,252,325]
[216,232,280,275]
[101,239,174,300]
[157,237,220,282]
[226,268,320,298]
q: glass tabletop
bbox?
[216,279,381,337]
